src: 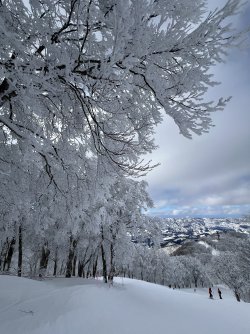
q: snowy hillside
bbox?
[0,276,249,334]
[160,217,250,247]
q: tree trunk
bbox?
[6,237,16,271]
[59,260,64,276]
[108,242,115,283]
[53,259,57,276]
[1,238,9,271]
[65,236,77,278]
[0,244,4,270]
[39,242,50,277]
[140,265,144,281]
[18,225,22,277]
[92,256,98,278]
[78,260,83,277]
[2,239,9,271]
[53,248,58,276]
[2,239,8,271]
[86,259,92,278]
[235,291,241,302]
[101,244,107,283]
[72,255,77,276]
[101,226,108,283]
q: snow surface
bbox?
[198,240,220,255]
[0,275,249,334]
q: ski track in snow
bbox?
[0,276,249,334]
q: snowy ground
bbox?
[0,275,249,334]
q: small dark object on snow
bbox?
[19,309,34,316]
[209,287,213,299]
[218,288,222,299]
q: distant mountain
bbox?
[159,217,250,248]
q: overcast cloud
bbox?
[144,0,250,218]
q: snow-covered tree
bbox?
[211,233,250,302]
[0,0,244,176]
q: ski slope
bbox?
[0,275,249,334]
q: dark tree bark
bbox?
[5,237,16,271]
[53,247,58,276]
[86,259,92,278]
[59,260,65,276]
[108,242,115,283]
[0,244,4,270]
[78,260,84,277]
[80,246,93,278]
[101,244,107,283]
[39,242,50,276]
[100,226,107,283]
[235,291,241,302]
[92,255,98,278]
[108,223,119,283]
[140,263,144,281]
[1,238,11,271]
[18,225,22,277]
[72,255,77,276]
[65,236,77,278]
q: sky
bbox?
[145,0,250,218]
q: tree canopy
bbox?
[0,0,243,177]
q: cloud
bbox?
[148,204,250,218]
[199,196,225,207]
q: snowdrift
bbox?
[0,276,249,334]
